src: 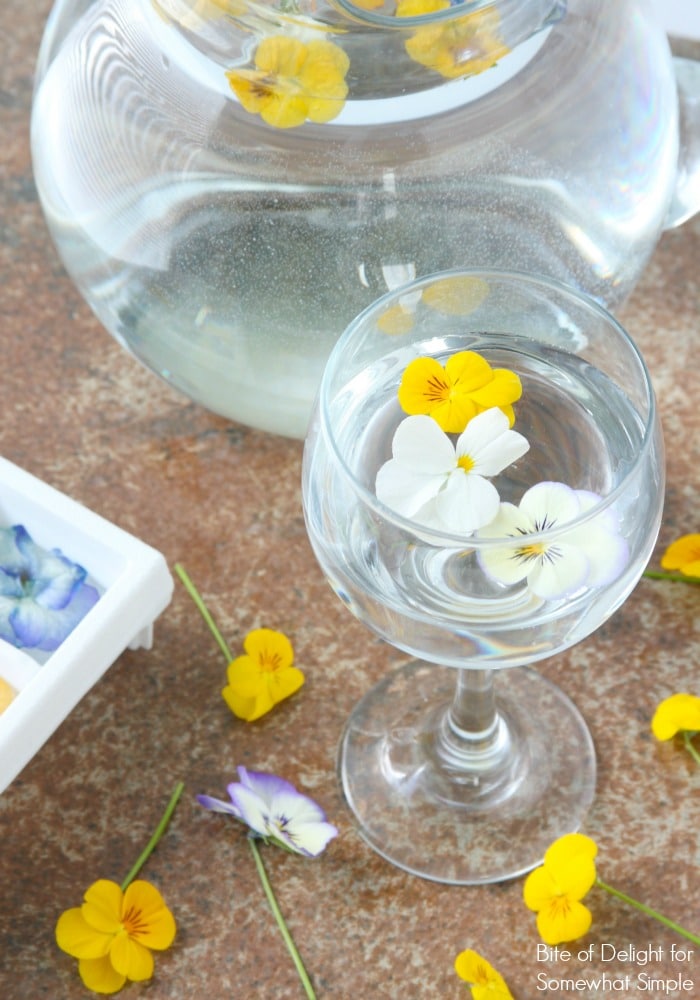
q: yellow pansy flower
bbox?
[56,879,176,994]
[226,36,349,128]
[523,833,598,946]
[651,692,700,741]
[421,275,489,315]
[397,0,510,79]
[223,627,305,721]
[398,350,522,433]
[0,676,16,713]
[454,948,514,999]
[660,533,700,577]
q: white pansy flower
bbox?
[476,481,629,600]
[375,409,530,536]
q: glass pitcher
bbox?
[30,0,699,437]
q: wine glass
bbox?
[301,269,664,885]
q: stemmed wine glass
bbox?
[301,269,664,885]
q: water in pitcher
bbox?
[31,0,678,436]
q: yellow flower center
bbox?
[548,895,574,919]
[258,649,284,672]
[424,373,451,403]
[518,542,546,559]
[121,904,149,938]
[457,454,475,473]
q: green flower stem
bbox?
[643,570,700,584]
[121,782,185,891]
[683,731,700,766]
[596,878,700,947]
[174,563,233,662]
[248,837,317,1000]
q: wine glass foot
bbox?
[338,661,596,884]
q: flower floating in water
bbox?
[524,832,700,947]
[651,692,700,766]
[0,525,100,652]
[223,627,304,722]
[226,36,349,128]
[421,275,490,316]
[55,783,182,994]
[198,769,337,1000]
[198,765,338,856]
[398,351,523,434]
[375,409,529,535]
[175,564,304,721]
[454,948,514,998]
[398,0,510,79]
[477,482,629,600]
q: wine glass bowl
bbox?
[302,269,664,884]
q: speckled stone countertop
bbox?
[2,4,700,998]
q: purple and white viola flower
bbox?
[0,525,100,652]
[375,409,530,536]
[476,481,630,600]
[197,767,338,857]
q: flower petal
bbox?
[544,833,598,865]
[651,693,700,740]
[536,898,593,946]
[56,907,113,960]
[520,481,582,527]
[660,533,700,573]
[527,543,590,599]
[398,357,452,415]
[243,628,294,670]
[568,524,629,587]
[375,415,454,517]
[288,819,339,856]
[237,766,299,801]
[222,683,272,722]
[227,783,273,837]
[195,793,242,816]
[421,276,489,316]
[77,955,127,995]
[375,460,446,519]
[121,881,176,950]
[82,881,124,935]
[455,407,529,475]
[434,471,500,534]
[268,666,305,705]
[391,414,456,472]
[109,934,154,981]
[10,581,99,651]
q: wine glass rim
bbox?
[317,267,659,548]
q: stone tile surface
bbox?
[1,3,699,998]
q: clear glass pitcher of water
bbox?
[31,0,699,437]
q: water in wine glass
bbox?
[306,334,657,668]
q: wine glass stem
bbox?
[435,668,510,773]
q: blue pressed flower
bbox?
[0,525,100,652]
[198,766,338,857]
